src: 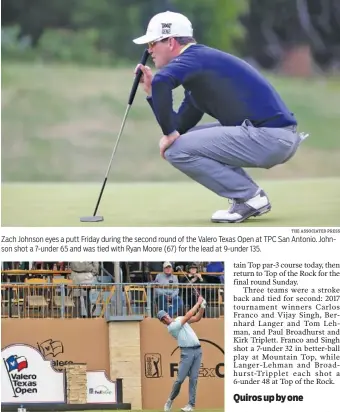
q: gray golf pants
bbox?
[165,120,303,201]
[169,346,202,406]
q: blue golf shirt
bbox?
[147,44,297,135]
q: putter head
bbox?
[80,216,104,223]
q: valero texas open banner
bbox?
[1,343,65,404]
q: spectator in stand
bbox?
[205,262,224,283]
[154,262,183,317]
[204,261,224,304]
[70,262,99,318]
[2,262,31,283]
[180,263,205,309]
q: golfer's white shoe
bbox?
[181,405,194,412]
[164,399,173,411]
[211,189,271,223]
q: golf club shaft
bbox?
[91,49,149,217]
[185,272,208,308]
[92,105,131,216]
[178,267,202,299]
[184,273,201,297]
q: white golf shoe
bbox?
[181,405,194,412]
[211,189,271,223]
[164,399,173,411]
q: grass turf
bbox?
[2,178,340,227]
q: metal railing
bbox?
[1,269,223,278]
[1,283,224,319]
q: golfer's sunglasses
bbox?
[148,38,170,48]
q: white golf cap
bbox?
[133,11,193,45]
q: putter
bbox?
[80,49,150,223]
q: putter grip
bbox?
[128,49,150,105]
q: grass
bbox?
[2,178,340,227]
[2,62,340,183]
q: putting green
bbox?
[1,178,340,227]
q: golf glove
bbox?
[201,299,207,309]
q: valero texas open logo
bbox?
[3,354,37,397]
[1,344,65,404]
[37,338,74,371]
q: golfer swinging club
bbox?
[133,11,309,223]
[157,294,206,412]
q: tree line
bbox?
[2,0,340,72]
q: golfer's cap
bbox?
[157,310,168,321]
[189,263,198,269]
[133,11,193,45]
[163,261,172,269]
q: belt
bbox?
[283,125,297,132]
[252,114,281,127]
[251,115,297,130]
[180,345,201,349]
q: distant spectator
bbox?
[70,262,99,317]
[205,261,224,283]
[204,262,224,305]
[2,262,30,283]
[52,262,67,271]
[180,263,205,308]
[70,262,99,284]
[154,262,183,317]
[187,263,205,286]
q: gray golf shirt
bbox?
[168,317,200,348]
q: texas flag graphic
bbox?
[6,355,28,372]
